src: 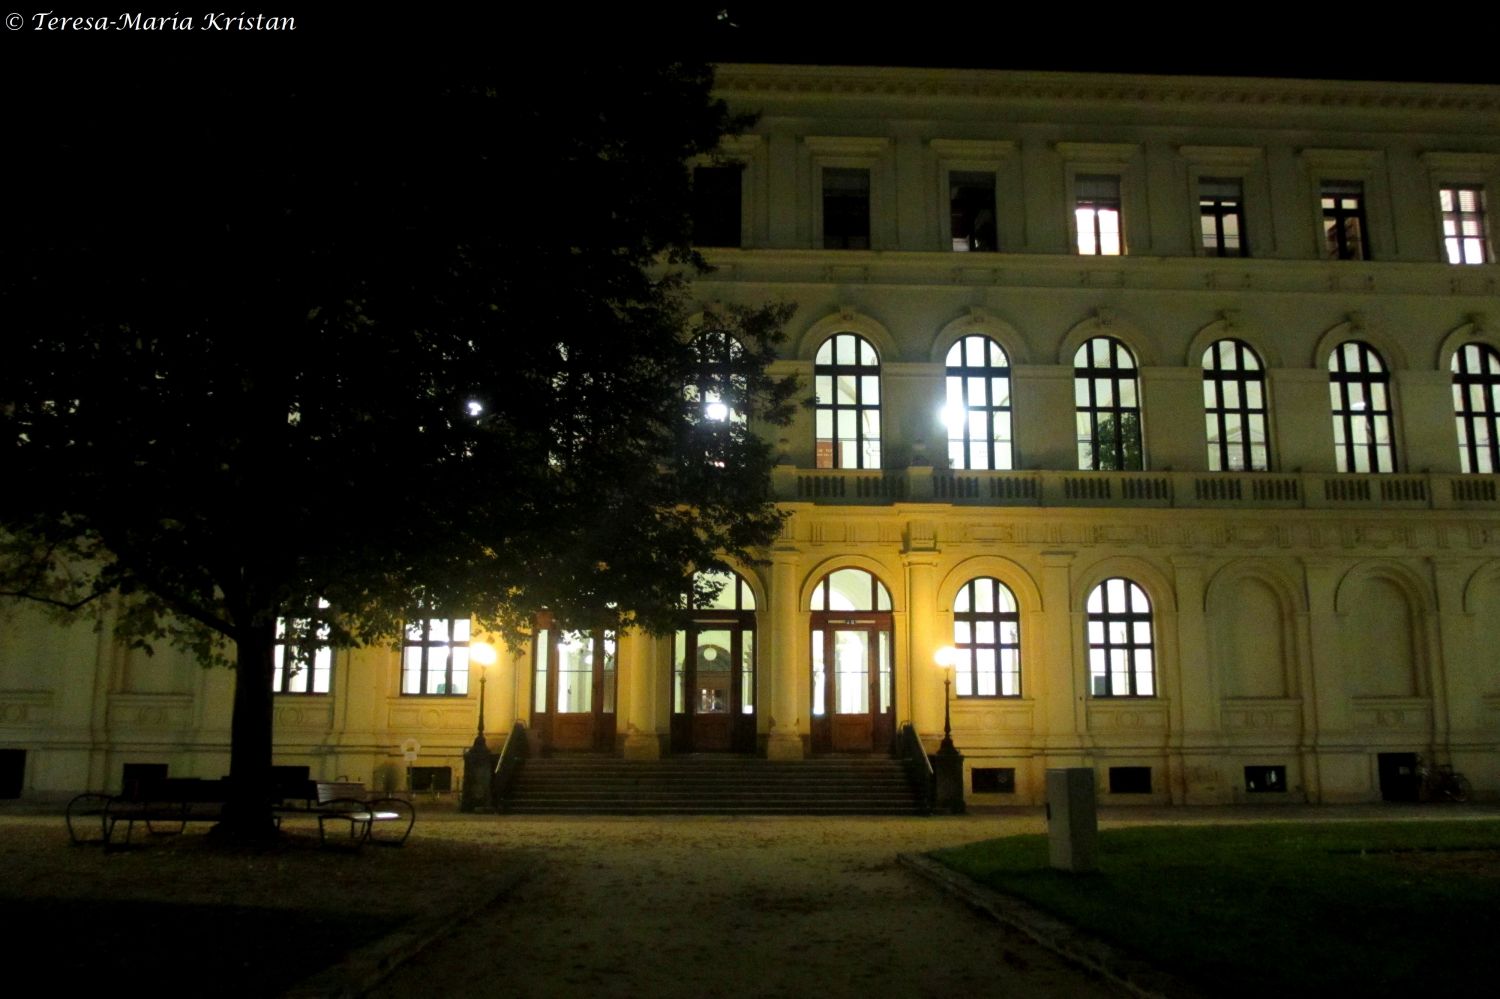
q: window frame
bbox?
[1201,339,1270,472]
[813,332,882,470]
[952,577,1021,698]
[1198,177,1247,258]
[1438,185,1490,265]
[1328,341,1396,474]
[1074,336,1144,471]
[690,163,744,249]
[821,166,871,250]
[1073,174,1124,256]
[1086,578,1155,698]
[944,334,1013,470]
[401,616,471,697]
[273,600,333,696]
[1321,179,1370,261]
[1452,342,1500,474]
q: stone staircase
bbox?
[501,755,926,816]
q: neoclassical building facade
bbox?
[3,64,1498,806]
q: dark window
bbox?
[1202,339,1269,471]
[1074,336,1142,470]
[1075,174,1122,255]
[1328,341,1395,473]
[1087,578,1154,697]
[0,749,24,799]
[944,335,1012,470]
[273,599,333,695]
[408,766,453,792]
[1452,343,1500,473]
[401,617,471,696]
[823,168,870,249]
[691,165,742,248]
[1199,177,1246,257]
[950,171,997,251]
[814,332,881,469]
[1440,186,1489,265]
[1108,766,1153,793]
[1244,765,1287,793]
[952,577,1021,697]
[971,767,1016,794]
[1322,180,1369,260]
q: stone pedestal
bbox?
[460,739,494,813]
[1046,767,1098,872]
[933,747,966,814]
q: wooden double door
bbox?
[810,615,894,753]
[531,617,616,752]
[670,612,756,753]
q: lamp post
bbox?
[932,646,965,814]
[462,641,498,812]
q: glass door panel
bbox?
[556,631,593,713]
[696,628,732,714]
[834,630,870,713]
[812,628,826,716]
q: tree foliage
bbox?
[2,48,794,830]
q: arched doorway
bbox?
[809,568,894,753]
[672,570,757,753]
[531,615,617,752]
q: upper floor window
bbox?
[401,617,470,696]
[1086,578,1154,697]
[1321,180,1369,260]
[1452,343,1500,474]
[273,600,332,695]
[1328,341,1395,473]
[1199,178,1246,257]
[691,165,742,248]
[952,577,1020,697]
[814,332,881,469]
[949,172,997,251]
[1074,336,1142,471]
[822,168,870,249]
[1075,175,1122,255]
[1202,339,1269,471]
[1440,186,1489,265]
[944,335,1013,470]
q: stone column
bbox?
[766,549,805,760]
[903,549,943,739]
[1039,551,1085,758]
[621,631,662,760]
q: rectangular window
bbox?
[273,600,333,695]
[1199,177,1246,257]
[691,165,742,248]
[1108,766,1153,794]
[1322,180,1369,260]
[1075,174,1122,255]
[949,171,997,251]
[971,768,1016,794]
[822,168,870,249]
[1244,765,1287,793]
[1440,186,1489,264]
[401,617,471,696]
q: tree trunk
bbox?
[216,619,278,839]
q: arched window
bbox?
[1202,339,1269,471]
[809,568,894,752]
[1074,337,1142,470]
[814,333,881,469]
[944,335,1013,470]
[952,578,1020,697]
[1452,343,1500,473]
[1328,341,1395,473]
[1086,579,1154,697]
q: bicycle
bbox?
[1416,757,1473,803]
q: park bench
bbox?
[312,781,416,849]
[65,777,233,847]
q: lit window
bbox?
[692,165,743,248]
[1075,175,1122,255]
[950,172,997,251]
[1202,339,1269,471]
[814,332,881,469]
[944,335,1012,470]
[1322,181,1369,260]
[1199,178,1246,257]
[1440,186,1489,265]
[1452,343,1500,473]
[1328,341,1395,473]
[273,600,332,695]
[401,617,471,696]
[823,168,870,249]
[1086,578,1154,697]
[1074,336,1142,470]
[952,578,1021,697]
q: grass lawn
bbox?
[931,819,1500,997]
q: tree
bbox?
[2,47,795,836]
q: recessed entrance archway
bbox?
[809,568,894,753]
[531,615,617,752]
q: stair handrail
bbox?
[897,722,936,815]
[490,719,529,810]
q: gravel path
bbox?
[368,814,1125,999]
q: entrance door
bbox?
[811,621,893,752]
[670,620,756,753]
[531,618,616,752]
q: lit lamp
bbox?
[934,645,958,754]
[470,641,497,744]
[462,640,498,813]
